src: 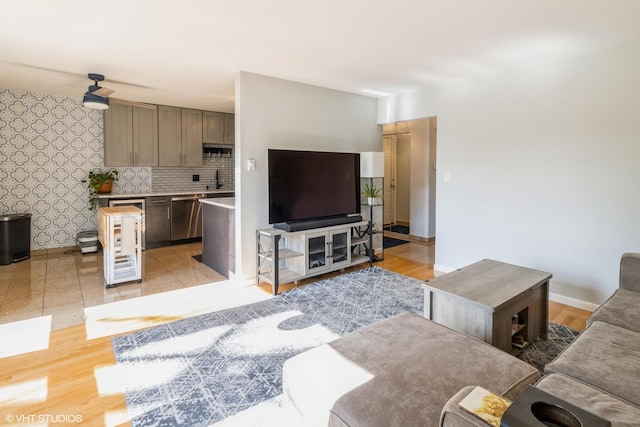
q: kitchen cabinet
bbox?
[132,105,158,166]
[104,101,158,167]
[104,103,132,167]
[145,196,171,248]
[182,109,203,165]
[201,198,235,278]
[224,113,235,144]
[203,111,234,145]
[158,106,182,166]
[203,111,224,143]
[158,106,203,166]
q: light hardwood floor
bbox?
[0,239,591,426]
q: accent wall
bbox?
[0,89,151,250]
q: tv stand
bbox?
[273,215,363,232]
[256,220,369,294]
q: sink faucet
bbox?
[215,170,222,189]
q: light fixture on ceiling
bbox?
[82,73,112,110]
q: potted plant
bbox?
[81,169,119,210]
[362,182,383,206]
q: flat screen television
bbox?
[268,149,361,228]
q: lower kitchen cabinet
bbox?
[145,196,171,248]
[201,199,235,278]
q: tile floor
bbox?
[0,242,227,330]
[0,235,433,331]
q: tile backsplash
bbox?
[152,155,234,193]
[1,88,234,250]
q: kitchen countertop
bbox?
[98,190,234,199]
[199,197,235,209]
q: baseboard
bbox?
[549,292,599,312]
[433,264,599,312]
[408,235,435,243]
[433,264,455,276]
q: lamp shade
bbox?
[82,92,109,110]
[360,152,384,178]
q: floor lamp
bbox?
[360,152,384,267]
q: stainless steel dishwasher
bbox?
[171,194,205,241]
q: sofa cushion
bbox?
[587,289,640,333]
[535,373,640,426]
[545,321,640,407]
[283,312,541,427]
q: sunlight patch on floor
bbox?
[121,324,233,359]
[283,345,375,425]
[222,310,340,356]
[94,359,186,396]
[0,377,47,405]
[84,279,272,339]
[104,409,130,427]
[210,395,307,427]
[0,316,51,359]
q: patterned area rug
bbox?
[516,322,580,371]
[112,267,424,426]
[111,266,579,426]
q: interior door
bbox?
[383,136,397,226]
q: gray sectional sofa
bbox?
[282,253,640,426]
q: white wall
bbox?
[379,39,640,306]
[235,72,381,282]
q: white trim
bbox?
[549,292,599,312]
[433,264,455,275]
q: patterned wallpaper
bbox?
[0,88,151,250]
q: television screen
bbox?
[268,149,361,225]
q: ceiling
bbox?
[2,0,640,113]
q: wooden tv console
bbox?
[256,220,370,294]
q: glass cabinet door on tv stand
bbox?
[306,229,351,275]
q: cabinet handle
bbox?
[167,207,170,220]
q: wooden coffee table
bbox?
[422,259,552,353]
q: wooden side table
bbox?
[422,259,552,353]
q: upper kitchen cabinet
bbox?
[104,101,158,167]
[132,104,158,166]
[158,106,203,167]
[158,106,182,166]
[104,102,132,166]
[203,111,224,143]
[182,108,204,166]
[203,111,234,145]
[224,113,235,144]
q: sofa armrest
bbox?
[620,253,640,292]
[440,386,499,427]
